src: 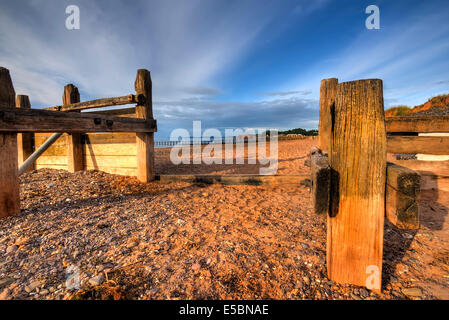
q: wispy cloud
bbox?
[264,90,312,97]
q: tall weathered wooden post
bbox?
[16,95,35,171]
[64,84,83,172]
[318,78,338,153]
[135,69,155,182]
[0,67,20,218]
[328,79,386,291]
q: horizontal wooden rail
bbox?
[0,107,156,133]
[44,94,143,112]
[386,115,449,133]
[387,136,449,155]
[157,174,310,185]
[86,107,136,117]
[386,162,420,229]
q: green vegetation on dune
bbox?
[279,128,318,136]
[385,105,411,117]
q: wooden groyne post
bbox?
[318,78,338,153]
[327,79,386,291]
[0,67,20,218]
[135,69,155,182]
[16,95,35,172]
[64,84,84,172]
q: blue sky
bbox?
[1,0,449,138]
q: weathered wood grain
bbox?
[45,94,139,112]
[328,79,386,291]
[83,143,137,156]
[84,155,137,168]
[318,78,338,153]
[157,174,310,185]
[82,133,136,144]
[0,107,157,133]
[63,84,83,172]
[311,148,330,215]
[135,69,155,182]
[86,107,137,118]
[0,67,20,218]
[386,115,449,133]
[16,95,35,171]
[387,136,449,155]
[386,162,420,229]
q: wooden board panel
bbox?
[387,136,449,155]
[36,156,68,165]
[386,115,449,133]
[83,143,136,156]
[390,159,449,192]
[85,166,137,176]
[385,163,420,230]
[84,155,137,168]
[35,164,68,170]
[35,134,67,147]
[390,160,449,177]
[33,145,67,157]
[82,133,136,144]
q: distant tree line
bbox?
[279,128,318,136]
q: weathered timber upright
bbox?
[16,95,35,171]
[0,67,20,218]
[318,78,338,153]
[328,79,386,291]
[135,69,155,182]
[64,84,83,172]
[386,162,421,230]
[310,147,330,215]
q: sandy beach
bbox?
[0,138,448,300]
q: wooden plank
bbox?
[82,133,136,144]
[386,163,420,229]
[387,136,449,155]
[84,155,137,168]
[35,156,68,165]
[32,145,67,156]
[0,107,157,133]
[0,67,20,218]
[35,164,67,170]
[83,143,136,156]
[63,84,84,172]
[135,69,155,182]
[157,174,310,185]
[86,107,136,118]
[318,78,338,153]
[45,94,139,112]
[85,166,137,176]
[386,115,449,133]
[390,159,449,192]
[310,148,330,214]
[16,95,35,171]
[328,79,386,292]
[390,160,449,177]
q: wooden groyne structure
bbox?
[0,67,157,218]
[313,77,448,292]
